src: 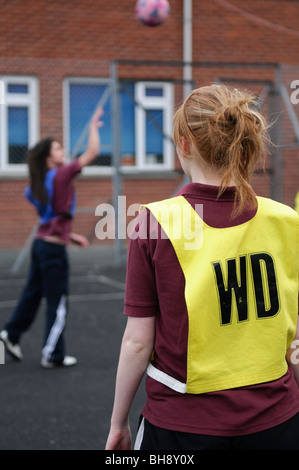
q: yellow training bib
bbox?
[144,196,299,394]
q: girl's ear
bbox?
[181,137,191,158]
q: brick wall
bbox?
[0,0,298,249]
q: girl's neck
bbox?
[190,172,224,186]
[189,165,234,187]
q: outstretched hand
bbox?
[90,106,104,129]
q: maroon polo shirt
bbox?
[124,183,299,436]
[36,160,81,244]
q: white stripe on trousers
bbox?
[41,295,67,360]
[134,417,145,450]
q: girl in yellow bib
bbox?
[106,85,299,451]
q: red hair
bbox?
[173,85,270,216]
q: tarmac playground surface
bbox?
[0,245,146,450]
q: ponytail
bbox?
[173,85,270,216]
[27,137,54,205]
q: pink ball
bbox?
[135,0,170,27]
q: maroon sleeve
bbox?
[124,209,160,317]
[54,159,81,185]
[52,159,81,215]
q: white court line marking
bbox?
[70,292,125,302]
[0,279,27,287]
[0,274,125,309]
[96,275,126,290]
[0,274,126,290]
[0,300,18,308]
[0,292,125,309]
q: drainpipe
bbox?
[183,0,193,98]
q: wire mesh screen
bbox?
[8,107,29,164]
[68,80,143,168]
[66,77,175,170]
[68,81,113,166]
[1,61,296,204]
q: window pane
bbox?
[145,87,163,97]
[69,82,136,167]
[8,107,28,164]
[8,84,29,94]
[146,109,163,164]
[69,83,112,166]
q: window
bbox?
[135,82,173,169]
[64,78,174,173]
[0,76,39,171]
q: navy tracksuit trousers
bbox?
[5,239,69,363]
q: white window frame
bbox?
[0,76,39,174]
[64,78,174,175]
[135,81,174,171]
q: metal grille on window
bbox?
[69,81,137,167]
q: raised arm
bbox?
[78,107,104,169]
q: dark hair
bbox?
[27,137,55,205]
